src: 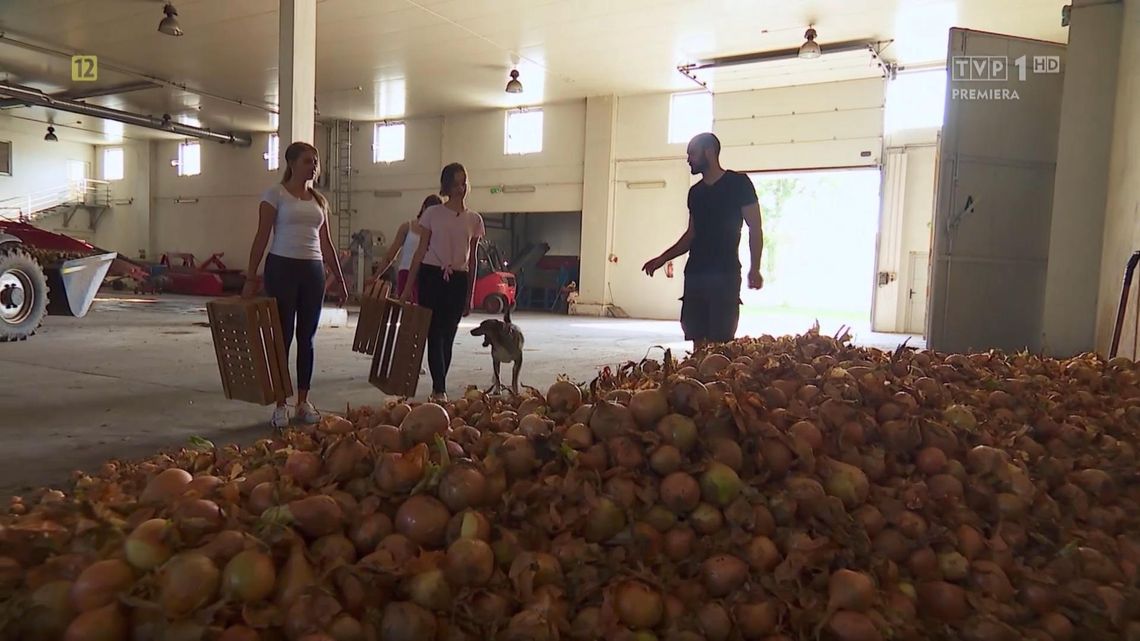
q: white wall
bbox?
[0,116,94,209]
[1095,0,1140,357]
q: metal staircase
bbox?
[329,119,354,251]
[0,179,112,231]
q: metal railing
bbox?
[0,179,111,222]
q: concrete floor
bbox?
[0,293,919,497]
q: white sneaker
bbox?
[429,392,448,404]
[271,405,291,430]
[297,401,321,425]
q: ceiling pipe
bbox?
[0,82,252,146]
[0,30,279,115]
[0,80,160,110]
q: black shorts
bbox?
[680,272,742,342]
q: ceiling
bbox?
[0,0,1071,144]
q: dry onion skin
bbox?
[1,329,1139,641]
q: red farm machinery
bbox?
[0,220,120,342]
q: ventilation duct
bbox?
[0,82,252,146]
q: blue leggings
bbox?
[264,253,325,391]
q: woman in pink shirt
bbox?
[401,163,485,402]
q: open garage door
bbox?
[926,29,1066,353]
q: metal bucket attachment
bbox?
[44,252,117,317]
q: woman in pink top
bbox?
[401,163,485,402]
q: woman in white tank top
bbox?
[378,194,442,303]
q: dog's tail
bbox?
[504,305,512,324]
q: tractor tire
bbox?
[0,245,49,342]
[483,293,507,315]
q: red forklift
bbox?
[474,239,517,314]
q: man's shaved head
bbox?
[686,132,721,175]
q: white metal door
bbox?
[926,28,1066,353]
[906,252,930,334]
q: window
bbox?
[177,141,200,176]
[0,141,10,176]
[668,91,713,144]
[884,68,947,133]
[373,122,406,163]
[505,109,543,155]
[102,147,124,181]
[266,134,279,171]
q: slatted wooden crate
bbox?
[360,285,432,398]
[353,280,393,355]
[206,297,293,405]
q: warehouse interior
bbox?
[1,0,1140,637]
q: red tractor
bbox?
[0,221,119,341]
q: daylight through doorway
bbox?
[739,168,882,335]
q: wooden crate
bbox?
[206,297,294,405]
[352,280,392,355]
[364,292,432,398]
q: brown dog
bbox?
[470,307,524,395]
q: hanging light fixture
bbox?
[44,126,58,142]
[505,69,523,94]
[159,3,184,36]
[799,26,821,59]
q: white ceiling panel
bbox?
[0,0,1070,143]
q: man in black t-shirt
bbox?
[642,132,764,349]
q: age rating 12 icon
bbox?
[71,55,98,82]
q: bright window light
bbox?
[505,109,543,155]
[668,91,713,144]
[102,147,124,181]
[373,122,406,163]
[177,141,200,177]
[885,68,948,133]
[266,133,279,171]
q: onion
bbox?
[124,518,173,571]
[500,435,538,478]
[400,402,450,446]
[263,495,344,539]
[349,512,393,555]
[70,559,135,612]
[790,421,823,452]
[62,603,127,641]
[650,445,683,475]
[732,601,778,639]
[406,567,451,611]
[907,547,939,580]
[445,537,495,586]
[956,525,985,560]
[915,447,947,474]
[158,552,220,618]
[438,463,487,512]
[853,505,886,536]
[446,510,492,544]
[667,377,709,416]
[656,414,698,452]
[708,438,745,471]
[585,497,626,542]
[697,602,732,641]
[608,436,645,469]
[518,413,553,437]
[218,626,260,641]
[689,503,724,535]
[629,388,670,429]
[284,450,323,486]
[757,439,793,477]
[141,467,192,505]
[614,580,664,629]
[821,458,870,508]
[700,462,742,507]
[701,554,748,597]
[828,569,875,612]
[916,581,969,622]
[395,495,451,548]
[546,380,583,415]
[745,536,780,572]
[381,601,437,641]
[928,474,964,503]
[664,527,696,561]
[222,549,275,603]
[590,399,635,440]
[1040,612,1073,641]
[825,611,883,641]
[660,472,701,513]
[564,423,593,449]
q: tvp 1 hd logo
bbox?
[950,55,1061,101]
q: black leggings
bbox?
[417,265,470,394]
[264,253,325,391]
